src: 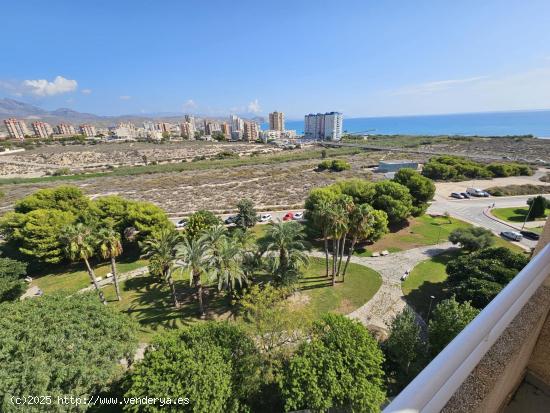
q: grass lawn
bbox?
[33,258,148,294]
[101,270,232,342]
[299,257,382,318]
[491,206,549,223]
[354,215,470,257]
[401,249,461,318]
[93,257,382,342]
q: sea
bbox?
[263,110,550,138]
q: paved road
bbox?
[428,194,549,250]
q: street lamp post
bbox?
[427,295,436,323]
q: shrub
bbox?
[317,159,351,172]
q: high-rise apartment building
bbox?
[221,122,231,138]
[31,121,53,138]
[243,121,259,142]
[57,123,76,136]
[4,118,29,140]
[269,111,285,131]
[230,115,244,132]
[79,124,96,137]
[184,115,195,128]
[205,121,221,135]
[155,122,171,133]
[304,112,343,141]
[180,122,195,139]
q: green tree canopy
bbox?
[446,247,528,308]
[448,227,495,252]
[0,293,137,412]
[384,308,426,391]
[527,195,547,220]
[393,168,435,216]
[371,180,413,225]
[429,297,479,356]
[13,186,92,215]
[236,198,257,228]
[280,313,386,412]
[0,257,27,302]
[17,209,75,264]
[184,210,222,239]
[124,323,260,413]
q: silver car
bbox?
[500,231,523,241]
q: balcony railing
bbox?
[383,243,550,413]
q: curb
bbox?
[482,208,522,231]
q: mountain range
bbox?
[0,98,265,127]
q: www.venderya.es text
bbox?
[10,395,190,407]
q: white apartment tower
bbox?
[304,112,343,141]
[79,124,96,137]
[230,114,244,132]
[32,121,53,138]
[4,118,29,140]
[269,111,285,131]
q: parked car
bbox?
[259,213,272,223]
[466,187,489,197]
[224,215,239,225]
[520,230,540,241]
[451,192,464,199]
[293,211,304,220]
[283,212,294,221]
[175,219,188,229]
[460,192,470,199]
[500,231,523,241]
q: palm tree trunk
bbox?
[165,268,180,308]
[110,256,121,301]
[194,271,205,317]
[342,238,357,282]
[337,234,347,277]
[332,238,338,285]
[324,235,330,278]
[84,258,107,304]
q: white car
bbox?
[293,211,304,220]
[500,231,523,241]
[259,213,272,222]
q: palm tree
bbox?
[232,228,261,280]
[60,223,106,304]
[341,204,373,281]
[335,195,354,276]
[327,205,348,285]
[312,199,334,279]
[175,236,210,317]
[259,220,309,285]
[209,236,247,292]
[97,227,124,301]
[201,224,227,267]
[140,228,181,308]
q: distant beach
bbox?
[268,110,550,138]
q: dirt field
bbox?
[363,136,550,163]
[0,150,407,214]
[0,141,284,177]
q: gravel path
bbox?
[308,242,455,334]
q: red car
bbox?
[283,212,294,221]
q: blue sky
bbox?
[2,0,550,119]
